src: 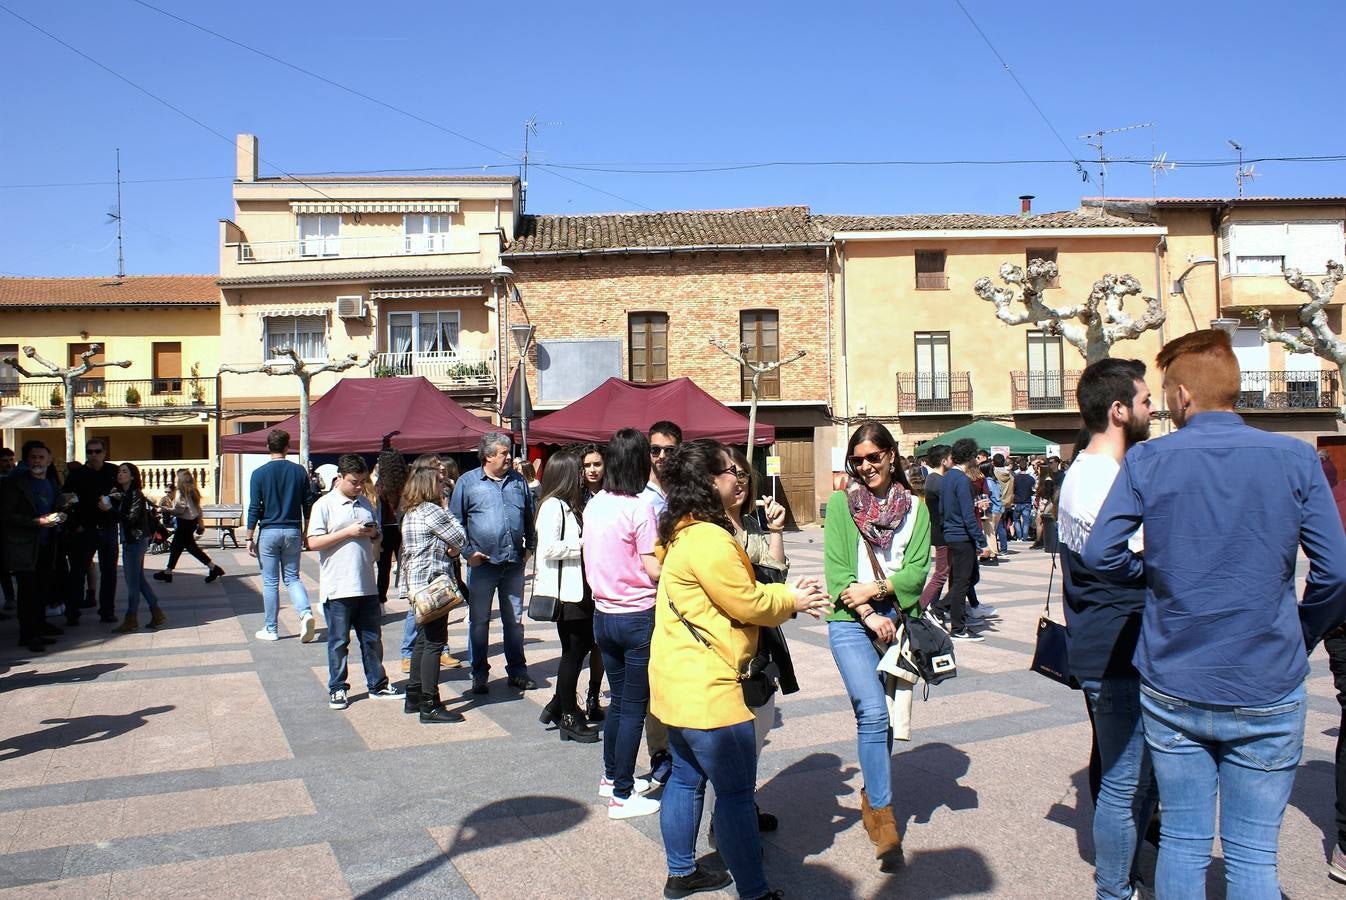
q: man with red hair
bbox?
[1085,328,1346,897]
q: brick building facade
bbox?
[502,208,835,522]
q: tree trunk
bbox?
[745,370,760,453]
[297,375,311,470]
[63,376,77,464]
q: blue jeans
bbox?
[1081,677,1157,900]
[466,561,526,679]
[1140,680,1307,900]
[662,720,766,898]
[121,539,159,617]
[1012,502,1032,540]
[994,512,1008,552]
[257,526,311,634]
[325,594,388,694]
[828,609,897,808]
[401,607,417,659]
[594,607,654,799]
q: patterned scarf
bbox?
[846,475,912,554]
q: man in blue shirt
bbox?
[938,437,986,641]
[451,431,536,694]
[1011,459,1035,542]
[1059,358,1155,900]
[1085,329,1346,898]
[245,429,314,643]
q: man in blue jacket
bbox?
[451,431,536,694]
[938,437,986,642]
[1085,329,1346,898]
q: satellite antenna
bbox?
[1079,122,1153,210]
[1229,139,1256,198]
[520,114,563,213]
[1150,152,1175,198]
[106,148,125,280]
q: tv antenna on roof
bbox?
[1229,139,1257,198]
[1150,152,1176,198]
[105,148,125,280]
[1079,122,1153,210]
[521,114,563,213]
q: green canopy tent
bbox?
[913,420,1054,456]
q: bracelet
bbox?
[873,579,889,598]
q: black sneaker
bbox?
[328,689,349,710]
[153,571,173,583]
[949,630,984,643]
[471,677,488,695]
[507,675,537,690]
[664,865,732,899]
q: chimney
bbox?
[1019,195,1035,218]
[236,134,258,183]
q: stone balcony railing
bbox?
[0,378,214,413]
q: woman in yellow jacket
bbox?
[650,439,830,900]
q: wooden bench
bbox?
[200,504,243,549]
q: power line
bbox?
[952,0,1088,182]
[124,0,654,211]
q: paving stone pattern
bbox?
[0,531,1338,898]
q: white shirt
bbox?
[534,497,585,602]
[1058,451,1143,556]
[307,489,380,601]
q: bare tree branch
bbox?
[1259,260,1346,369]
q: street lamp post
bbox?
[509,323,536,459]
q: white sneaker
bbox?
[300,612,316,643]
[607,792,660,819]
[328,689,348,709]
[254,628,279,642]
[599,775,651,799]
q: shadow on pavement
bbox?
[0,662,127,691]
[352,795,586,900]
[0,704,174,760]
[1289,758,1338,857]
[1044,765,1094,864]
[893,742,979,826]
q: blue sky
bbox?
[2,0,1343,276]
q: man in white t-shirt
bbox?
[307,454,400,710]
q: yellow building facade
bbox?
[217,134,520,502]
[0,275,221,497]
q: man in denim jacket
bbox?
[450,431,536,694]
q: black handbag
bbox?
[1030,552,1078,688]
[526,502,567,623]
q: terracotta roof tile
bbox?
[0,275,218,308]
[814,210,1144,233]
[505,207,827,255]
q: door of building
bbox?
[774,436,815,526]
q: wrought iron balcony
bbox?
[0,378,214,412]
[897,372,973,413]
[1010,371,1082,412]
[228,232,479,263]
[371,349,496,391]
[1235,369,1339,410]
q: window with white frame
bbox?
[264,315,327,361]
[1224,220,1343,275]
[1026,330,1063,403]
[297,214,340,258]
[387,311,460,357]
[913,331,951,405]
[404,214,452,254]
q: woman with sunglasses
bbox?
[104,463,166,633]
[651,439,830,900]
[823,422,932,868]
[577,442,608,722]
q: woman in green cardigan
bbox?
[823,422,932,868]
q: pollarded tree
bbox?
[2,343,131,462]
[973,259,1166,363]
[1258,260,1345,415]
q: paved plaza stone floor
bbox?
[0,530,1340,898]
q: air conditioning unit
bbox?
[335,295,366,319]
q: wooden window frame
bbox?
[627,312,669,384]
[739,309,780,401]
[915,250,948,290]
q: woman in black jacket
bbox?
[105,463,164,632]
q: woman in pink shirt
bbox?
[583,428,662,820]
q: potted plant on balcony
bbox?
[190,362,207,405]
[125,385,141,406]
[373,363,396,378]
[49,385,62,408]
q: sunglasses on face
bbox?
[86,449,104,455]
[716,466,751,483]
[848,451,889,468]
[650,446,675,457]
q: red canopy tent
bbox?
[526,377,775,446]
[219,377,494,455]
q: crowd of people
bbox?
[6,328,1346,898]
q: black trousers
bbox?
[66,525,118,617]
[377,525,401,604]
[16,542,59,642]
[167,517,213,571]
[555,613,596,715]
[407,613,448,700]
[1326,630,1346,851]
[941,540,978,632]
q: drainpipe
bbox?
[837,239,850,441]
[1154,236,1169,434]
[823,243,834,416]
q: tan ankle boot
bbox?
[860,788,877,842]
[148,608,167,629]
[869,804,902,861]
[113,613,139,633]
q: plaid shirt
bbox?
[398,501,466,596]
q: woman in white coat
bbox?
[535,449,600,743]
